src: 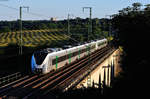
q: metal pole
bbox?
[68,14,70,35]
[89,7,92,34]
[19,6,29,55]
[83,7,92,41]
[19,6,22,55]
[108,16,111,37]
[109,16,112,37]
[83,7,92,87]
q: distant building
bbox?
[51,17,57,21]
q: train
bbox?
[31,38,108,74]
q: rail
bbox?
[62,48,115,91]
[0,46,112,99]
[0,72,22,86]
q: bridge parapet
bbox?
[62,48,121,91]
[76,49,121,89]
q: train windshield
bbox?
[34,51,48,65]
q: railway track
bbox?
[0,46,113,99]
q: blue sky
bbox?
[0,0,150,21]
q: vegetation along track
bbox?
[0,46,112,99]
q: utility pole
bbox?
[67,14,70,36]
[83,7,92,87]
[67,14,74,35]
[83,7,92,41]
[19,6,29,55]
[105,15,112,37]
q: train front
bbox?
[31,50,48,74]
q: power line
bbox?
[0,3,91,45]
[0,3,18,11]
[0,3,78,20]
[0,3,51,19]
[64,34,80,44]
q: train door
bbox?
[47,57,52,72]
[78,48,80,59]
[68,51,71,64]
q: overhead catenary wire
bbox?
[0,3,97,45]
[0,3,18,11]
[0,3,51,19]
[63,34,80,44]
[0,4,79,45]
[0,3,71,21]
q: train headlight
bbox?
[35,68,42,73]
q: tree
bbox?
[111,2,150,97]
[75,17,82,23]
[144,4,150,11]
[132,2,142,11]
[40,23,48,29]
[1,26,10,32]
[93,18,99,25]
[79,34,84,43]
[92,26,102,39]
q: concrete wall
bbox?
[76,49,121,88]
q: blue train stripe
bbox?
[31,55,36,72]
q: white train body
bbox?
[31,39,107,74]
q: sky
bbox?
[0,0,150,21]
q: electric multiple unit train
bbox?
[31,38,108,74]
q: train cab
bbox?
[31,50,48,73]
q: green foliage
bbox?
[40,23,48,29]
[0,18,110,41]
[0,26,10,32]
[0,49,5,54]
[112,2,150,48]
[111,2,150,97]
[107,36,113,41]
[132,2,142,11]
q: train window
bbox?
[98,42,105,46]
[52,55,67,65]
[71,51,78,57]
[34,51,48,65]
[52,59,56,65]
[98,43,102,46]
[91,44,96,49]
[52,46,95,65]
[58,55,67,62]
[86,46,90,52]
[81,48,86,53]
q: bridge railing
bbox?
[0,72,22,86]
[62,48,116,91]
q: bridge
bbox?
[63,47,121,91]
[76,48,121,89]
[0,46,121,99]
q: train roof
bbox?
[35,38,107,56]
[34,48,63,54]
